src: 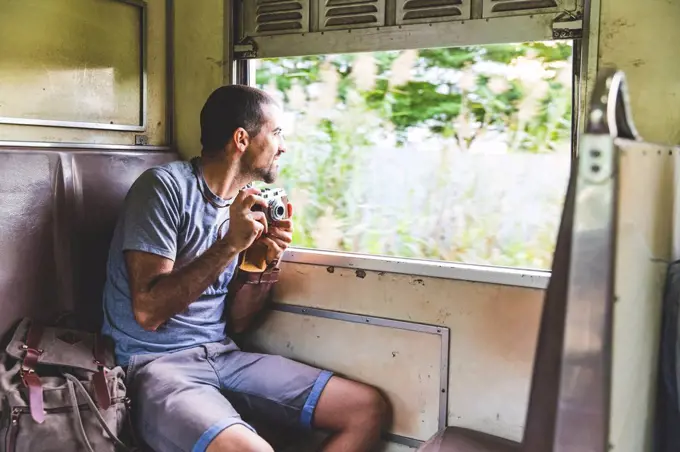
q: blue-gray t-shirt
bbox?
[102,157,237,366]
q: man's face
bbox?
[244,103,286,184]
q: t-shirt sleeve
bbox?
[120,168,181,260]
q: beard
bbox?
[242,146,279,184]
[258,160,278,184]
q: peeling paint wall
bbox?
[269,265,544,442]
[608,146,675,450]
[599,0,680,145]
[248,309,445,442]
[172,0,227,160]
[598,3,680,450]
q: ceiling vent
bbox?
[483,0,566,17]
[243,0,310,37]
[319,0,386,31]
[396,0,471,25]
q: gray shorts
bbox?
[126,340,333,452]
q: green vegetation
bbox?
[255,42,573,270]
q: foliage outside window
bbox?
[254,42,573,270]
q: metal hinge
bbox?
[234,37,258,59]
[553,11,583,39]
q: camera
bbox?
[253,187,289,224]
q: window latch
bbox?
[234,38,258,59]
[553,12,583,39]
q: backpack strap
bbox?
[20,322,45,423]
[92,335,111,409]
[19,321,113,422]
[64,373,134,452]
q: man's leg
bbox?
[206,425,272,452]
[210,348,389,452]
[131,346,273,452]
[312,376,389,452]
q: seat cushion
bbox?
[418,427,520,452]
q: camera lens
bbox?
[274,205,285,219]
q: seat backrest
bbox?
[523,68,634,451]
[0,147,178,336]
[521,161,576,450]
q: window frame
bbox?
[283,248,550,289]
[0,0,148,132]
[231,3,600,288]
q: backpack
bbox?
[0,318,133,452]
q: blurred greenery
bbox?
[254,42,573,270]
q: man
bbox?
[102,85,388,452]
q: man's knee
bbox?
[351,384,389,427]
[206,424,273,452]
[313,375,391,436]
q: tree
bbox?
[255,41,573,152]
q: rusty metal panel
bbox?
[274,263,543,441]
[247,308,447,442]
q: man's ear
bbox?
[233,127,250,153]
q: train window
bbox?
[251,41,573,271]
[0,0,146,131]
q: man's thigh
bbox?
[207,344,334,430]
[131,346,257,452]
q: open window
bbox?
[251,43,573,272]
[234,0,585,281]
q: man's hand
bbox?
[223,187,269,253]
[257,203,293,264]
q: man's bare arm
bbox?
[126,241,239,331]
[127,187,269,331]
[228,207,294,334]
[228,248,277,334]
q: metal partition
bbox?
[523,68,638,452]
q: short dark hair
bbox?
[200,84,275,155]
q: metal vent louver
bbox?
[483,0,570,18]
[319,0,386,31]
[396,0,471,25]
[243,0,310,37]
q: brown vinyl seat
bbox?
[0,147,178,335]
[0,146,177,452]
[418,427,521,452]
